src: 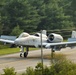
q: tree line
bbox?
[0,0,76,35]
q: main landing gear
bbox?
[51,48,55,63]
[20,46,29,58]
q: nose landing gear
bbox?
[20,46,29,58]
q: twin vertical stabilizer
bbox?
[68,31,76,42]
[71,31,76,38]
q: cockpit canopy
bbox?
[34,33,40,37]
[34,33,47,38]
[18,32,29,38]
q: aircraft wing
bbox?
[0,39,14,44]
[42,41,76,50]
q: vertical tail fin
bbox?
[71,31,76,38]
[68,31,76,42]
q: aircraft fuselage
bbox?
[14,35,47,47]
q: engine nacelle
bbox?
[47,33,63,43]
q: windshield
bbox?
[19,32,29,38]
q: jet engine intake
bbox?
[47,33,63,43]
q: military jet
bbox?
[0,30,76,58]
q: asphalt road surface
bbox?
[0,47,76,74]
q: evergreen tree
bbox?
[70,0,76,27]
[1,0,41,34]
[37,0,73,30]
[0,0,75,34]
[10,25,23,36]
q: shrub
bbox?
[1,53,76,75]
[35,63,43,75]
[25,67,35,75]
[50,53,66,64]
[1,67,16,75]
[50,59,76,75]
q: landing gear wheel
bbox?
[52,50,55,52]
[24,52,28,58]
[20,53,22,57]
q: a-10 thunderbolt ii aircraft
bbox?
[0,30,76,58]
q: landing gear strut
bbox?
[51,48,55,63]
[20,46,29,58]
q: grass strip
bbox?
[0,47,38,56]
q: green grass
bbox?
[0,48,19,55]
[0,47,39,56]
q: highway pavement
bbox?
[0,47,76,74]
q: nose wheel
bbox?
[20,53,22,57]
[20,52,28,57]
[24,52,28,57]
[20,46,29,58]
